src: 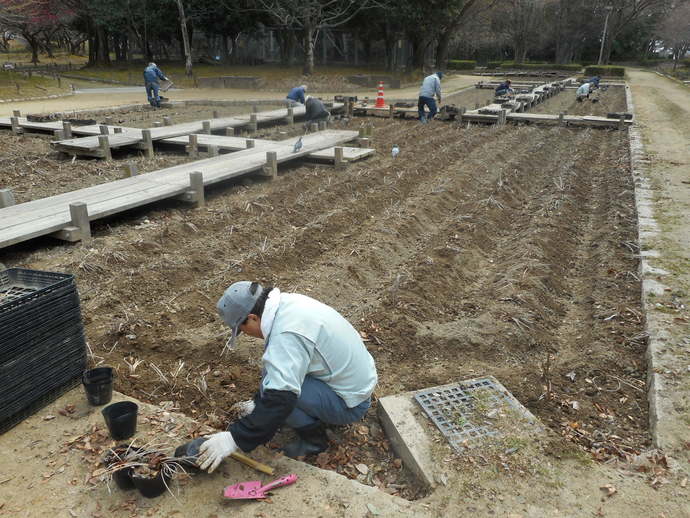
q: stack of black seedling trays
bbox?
[0,268,87,433]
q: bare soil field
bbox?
[531,85,628,116]
[0,87,648,498]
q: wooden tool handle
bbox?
[230,452,274,476]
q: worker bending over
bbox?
[197,281,378,472]
[286,84,307,106]
[495,80,514,97]
[304,96,330,126]
[143,63,168,108]
[418,71,443,123]
[576,82,591,102]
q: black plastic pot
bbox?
[173,437,207,471]
[132,470,172,498]
[103,444,141,491]
[82,367,113,405]
[102,401,138,440]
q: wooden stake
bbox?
[213,110,220,119]
[141,129,154,158]
[230,452,274,476]
[246,139,255,149]
[114,127,123,134]
[318,121,327,131]
[188,134,199,158]
[98,135,112,161]
[202,120,211,134]
[153,121,163,127]
[104,116,113,125]
[122,163,137,177]
[309,123,318,133]
[0,189,15,208]
[334,146,345,170]
[286,107,294,126]
[163,116,172,126]
[62,121,72,139]
[53,129,65,141]
[69,202,91,242]
[189,171,205,208]
[389,105,394,119]
[559,112,565,126]
[263,151,277,179]
[249,114,258,132]
[252,105,259,113]
[10,116,21,135]
[12,109,21,117]
[208,144,219,157]
[99,124,109,135]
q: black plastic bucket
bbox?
[173,437,207,471]
[102,401,138,440]
[82,367,113,405]
[132,470,171,498]
[103,444,141,490]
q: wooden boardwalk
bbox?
[0,130,359,249]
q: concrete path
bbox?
[626,69,690,459]
[0,74,484,117]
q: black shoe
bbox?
[282,423,328,459]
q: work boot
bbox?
[282,423,329,459]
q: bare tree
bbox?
[494,0,545,63]
[659,1,690,70]
[175,0,193,76]
[256,0,382,75]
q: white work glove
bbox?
[231,399,256,418]
[198,431,237,473]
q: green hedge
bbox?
[584,65,625,77]
[486,61,502,70]
[500,62,582,71]
[447,60,476,70]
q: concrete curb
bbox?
[0,92,75,104]
[625,84,671,451]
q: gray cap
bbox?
[216,281,264,348]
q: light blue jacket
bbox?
[261,293,378,408]
[419,73,442,98]
[576,83,591,96]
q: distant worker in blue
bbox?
[286,84,308,107]
[587,76,601,89]
[495,79,514,97]
[418,71,443,123]
[143,62,168,108]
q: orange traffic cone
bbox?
[375,81,386,108]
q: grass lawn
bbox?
[0,71,71,99]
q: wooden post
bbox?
[104,116,113,125]
[389,105,394,119]
[208,144,219,157]
[153,121,163,127]
[213,110,220,119]
[98,135,112,161]
[141,129,154,158]
[163,116,172,126]
[122,163,137,177]
[249,114,258,132]
[53,129,65,141]
[62,121,72,139]
[252,105,259,113]
[263,151,277,179]
[618,114,626,130]
[12,110,21,118]
[69,202,91,242]
[189,171,205,208]
[0,189,15,208]
[188,134,199,158]
[309,123,318,133]
[225,127,236,136]
[347,100,354,117]
[334,146,345,170]
[202,120,211,134]
[318,121,327,131]
[99,124,109,135]
[114,127,123,134]
[286,107,294,126]
[358,127,365,138]
[246,139,255,149]
[559,112,565,126]
[10,116,21,135]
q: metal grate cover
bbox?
[415,377,535,451]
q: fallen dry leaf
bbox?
[43,415,56,421]
[680,478,687,488]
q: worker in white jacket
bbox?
[576,82,591,102]
[197,281,378,472]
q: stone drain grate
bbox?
[414,377,532,451]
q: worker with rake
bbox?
[143,62,169,108]
[197,281,378,472]
[418,71,443,123]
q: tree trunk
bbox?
[435,28,452,70]
[175,0,193,77]
[26,35,40,64]
[95,26,110,65]
[302,24,315,75]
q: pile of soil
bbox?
[1,88,647,494]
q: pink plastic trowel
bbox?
[223,474,298,500]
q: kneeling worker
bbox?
[304,95,330,126]
[495,79,513,97]
[198,281,378,472]
[576,81,591,102]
